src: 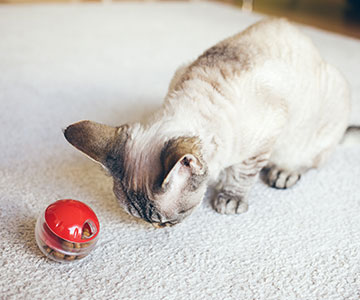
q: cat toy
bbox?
[35,199,100,262]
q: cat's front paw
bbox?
[266,167,301,189]
[213,191,248,214]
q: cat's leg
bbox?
[213,151,270,214]
[264,137,326,189]
[265,132,344,189]
[265,120,349,190]
[265,142,340,189]
[264,63,350,190]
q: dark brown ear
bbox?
[63,120,118,165]
[160,137,206,189]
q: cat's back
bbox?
[233,18,322,67]
[186,18,322,86]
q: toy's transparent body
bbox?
[35,212,98,263]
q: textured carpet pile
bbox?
[0,2,359,299]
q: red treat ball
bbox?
[35,199,100,263]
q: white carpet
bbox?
[1,2,360,299]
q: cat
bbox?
[64,18,357,228]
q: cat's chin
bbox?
[149,214,189,228]
[147,211,190,228]
[151,222,177,228]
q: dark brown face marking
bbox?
[113,179,161,224]
[105,127,162,224]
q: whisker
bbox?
[126,202,134,216]
[140,201,151,223]
[147,203,154,221]
[129,200,141,218]
[156,213,163,224]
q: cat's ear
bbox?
[63,120,119,165]
[160,137,206,190]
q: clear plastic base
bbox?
[35,213,98,263]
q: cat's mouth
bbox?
[150,204,198,228]
[151,222,177,228]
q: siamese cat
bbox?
[64,18,357,227]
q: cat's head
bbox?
[64,120,208,227]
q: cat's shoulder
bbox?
[243,17,299,35]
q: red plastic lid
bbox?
[44,199,100,243]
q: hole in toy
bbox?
[82,220,96,240]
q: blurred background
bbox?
[0,0,359,39]
[236,0,360,38]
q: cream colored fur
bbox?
[135,18,349,217]
[65,18,351,224]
